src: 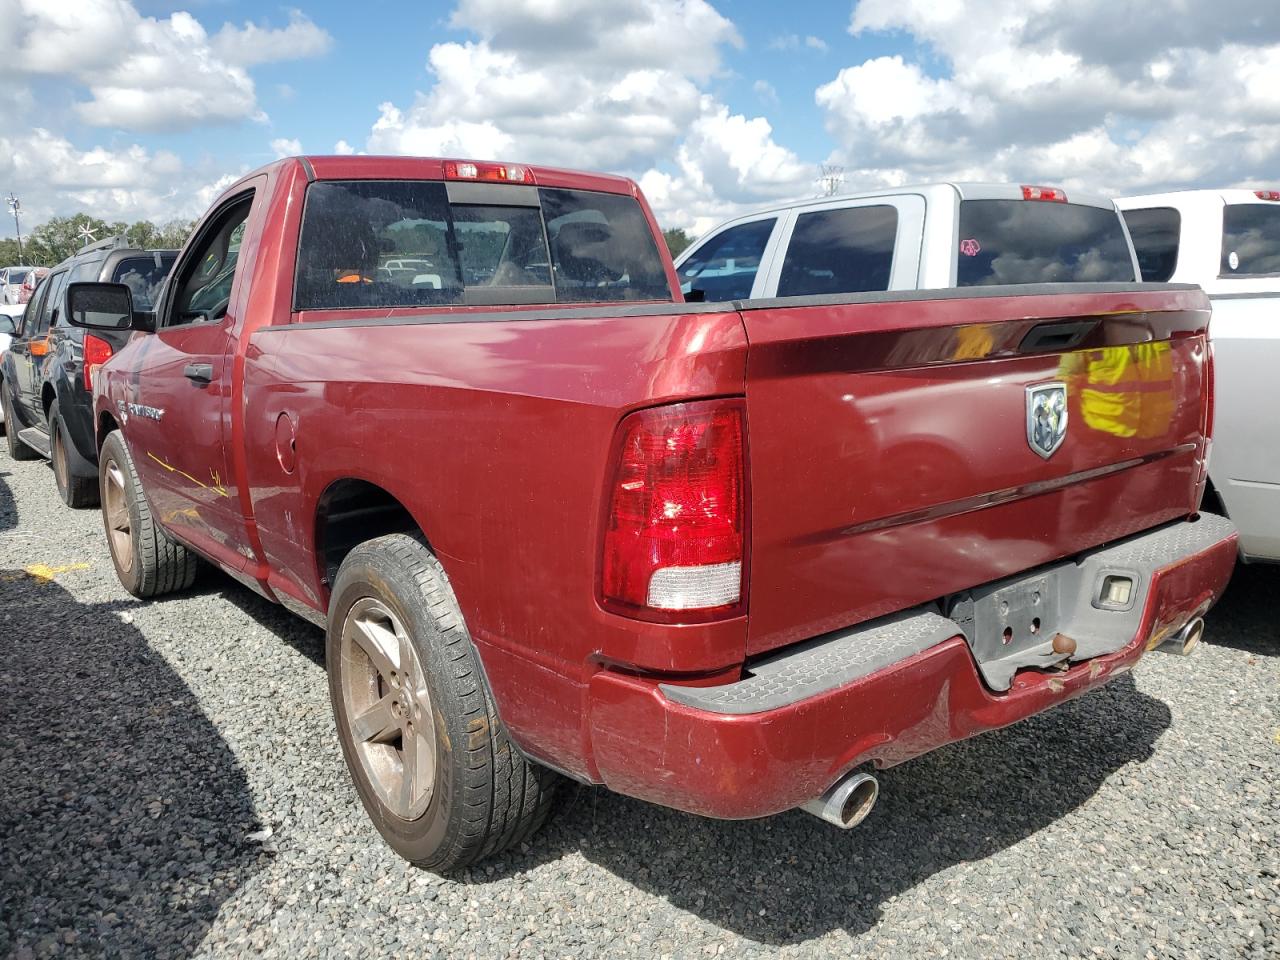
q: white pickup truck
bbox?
[674,182,1142,299]
[1117,189,1280,562]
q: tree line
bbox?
[0,213,195,267]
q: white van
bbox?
[1117,189,1280,562]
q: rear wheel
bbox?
[49,401,99,508]
[327,533,559,870]
[99,430,198,598]
[2,389,38,460]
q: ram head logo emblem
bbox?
[1026,382,1068,459]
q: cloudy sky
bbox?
[1,0,1277,237]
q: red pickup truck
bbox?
[65,156,1237,871]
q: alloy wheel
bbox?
[52,426,67,496]
[339,597,436,821]
[102,457,133,573]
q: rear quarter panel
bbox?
[242,308,748,776]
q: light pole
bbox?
[5,194,23,262]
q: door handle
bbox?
[183,363,214,383]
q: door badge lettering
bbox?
[127,402,165,422]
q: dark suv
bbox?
[1,238,176,506]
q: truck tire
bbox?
[3,389,38,460]
[98,429,198,598]
[327,533,559,871]
[49,401,99,508]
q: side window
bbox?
[166,194,254,327]
[35,272,69,335]
[16,279,45,337]
[777,205,898,297]
[1122,208,1181,282]
[678,219,776,302]
[69,257,106,284]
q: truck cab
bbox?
[675,183,1141,301]
[1118,189,1280,561]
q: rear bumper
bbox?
[585,514,1238,820]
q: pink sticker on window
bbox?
[960,238,981,257]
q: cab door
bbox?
[122,182,265,571]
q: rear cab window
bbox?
[956,199,1136,286]
[1122,208,1181,282]
[293,180,671,311]
[1220,203,1280,277]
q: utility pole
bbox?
[5,194,22,262]
[817,164,845,197]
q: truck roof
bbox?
[224,155,643,201]
[718,181,1120,220]
[1116,187,1280,208]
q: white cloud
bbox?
[769,34,828,53]
[361,0,809,230]
[271,138,303,159]
[821,0,1280,195]
[753,80,779,105]
[0,129,240,226]
[334,140,357,155]
[5,1,331,133]
[212,9,333,66]
[637,100,815,235]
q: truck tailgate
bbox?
[740,284,1211,654]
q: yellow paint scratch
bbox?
[146,451,229,497]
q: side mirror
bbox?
[65,282,149,333]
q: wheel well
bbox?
[98,412,120,451]
[1203,477,1229,518]
[316,479,423,590]
[41,383,56,417]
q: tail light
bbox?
[1204,340,1216,442]
[83,334,113,391]
[443,160,534,184]
[1254,190,1280,201]
[601,399,747,622]
[1195,339,1215,510]
[1021,185,1068,203]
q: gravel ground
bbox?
[1,450,1278,960]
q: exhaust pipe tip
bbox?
[1157,616,1205,656]
[1179,617,1205,655]
[800,771,879,830]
